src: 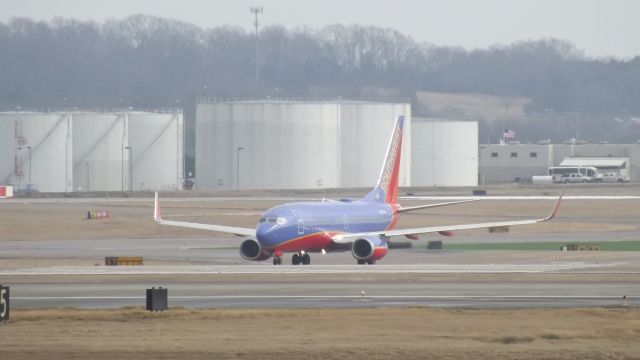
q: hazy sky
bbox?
[1,0,639,59]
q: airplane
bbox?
[154,115,562,265]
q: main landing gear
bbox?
[292,252,311,265]
[271,251,310,265]
[357,259,376,265]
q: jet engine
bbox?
[352,236,388,263]
[240,238,271,261]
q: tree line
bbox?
[1,15,639,115]
[1,15,640,151]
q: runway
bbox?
[0,262,625,275]
[2,190,639,311]
[7,277,638,309]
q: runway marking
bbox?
[4,195,640,205]
[401,195,640,200]
[0,263,619,275]
[13,295,637,301]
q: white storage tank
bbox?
[196,100,410,190]
[339,102,411,188]
[128,112,184,191]
[0,112,72,192]
[0,114,17,187]
[0,111,183,193]
[411,119,478,187]
[72,112,128,192]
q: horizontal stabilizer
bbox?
[396,199,478,213]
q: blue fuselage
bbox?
[255,200,397,252]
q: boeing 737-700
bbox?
[154,115,562,265]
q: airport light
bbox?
[237,146,244,190]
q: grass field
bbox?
[1,307,639,360]
[438,240,640,252]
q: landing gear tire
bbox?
[273,257,282,265]
[357,259,375,265]
[292,252,310,265]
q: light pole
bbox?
[121,146,125,193]
[250,6,263,87]
[18,146,32,190]
[236,147,244,190]
[85,161,90,191]
[125,146,132,191]
[26,146,32,187]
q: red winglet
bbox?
[544,191,564,221]
[154,192,162,222]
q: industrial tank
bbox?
[411,119,478,187]
[196,100,410,190]
[0,112,72,192]
[1,111,183,192]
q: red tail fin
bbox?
[363,116,405,204]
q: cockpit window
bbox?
[259,216,287,225]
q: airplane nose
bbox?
[256,224,274,245]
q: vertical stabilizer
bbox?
[363,116,405,204]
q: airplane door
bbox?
[343,215,349,230]
[293,210,304,235]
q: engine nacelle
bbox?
[240,238,271,261]
[352,236,389,262]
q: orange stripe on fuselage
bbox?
[385,203,401,231]
[265,231,338,252]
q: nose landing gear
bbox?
[272,249,283,265]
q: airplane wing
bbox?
[396,199,478,213]
[153,192,255,237]
[333,193,563,244]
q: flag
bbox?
[503,129,515,139]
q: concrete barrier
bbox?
[105,256,144,266]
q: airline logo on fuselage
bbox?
[378,120,403,196]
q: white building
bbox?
[411,119,478,187]
[0,111,183,192]
[479,143,640,183]
[196,100,411,190]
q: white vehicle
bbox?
[548,166,602,183]
[601,172,628,183]
[559,173,590,183]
